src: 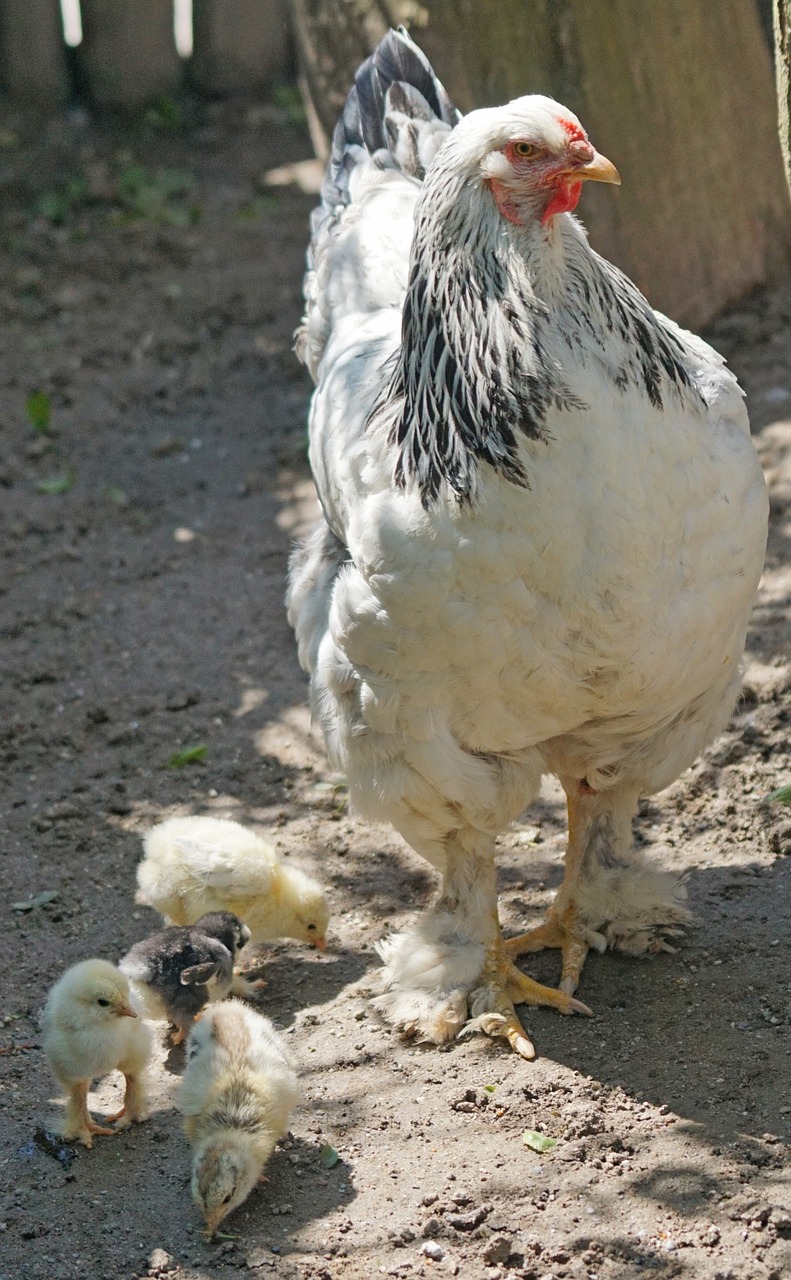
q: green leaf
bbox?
[26,391,51,433]
[36,470,75,495]
[105,485,129,507]
[483,1084,497,1093]
[144,96,184,130]
[318,1143,339,1168]
[767,785,791,806]
[521,1130,557,1153]
[272,85,307,126]
[167,745,208,768]
[11,889,60,912]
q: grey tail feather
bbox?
[319,26,459,216]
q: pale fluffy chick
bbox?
[135,816,329,951]
[180,999,299,1237]
[42,959,151,1147]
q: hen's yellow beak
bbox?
[575,151,621,185]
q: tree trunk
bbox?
[79,0,182,108]
[0,0,70,106]
[190,0,294,96]
[777,0,791,196]
[288,0,791,328]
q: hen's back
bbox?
[296,27,458,381]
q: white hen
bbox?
[288,30,768,1057]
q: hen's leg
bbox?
[507,780,691,992]
[374,829,589,1058]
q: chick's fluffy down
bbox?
[42,959,151,1143]
[135,815,329,948]
[180,1000,299,1234]
[43,959,151,1086]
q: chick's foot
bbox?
[64,1083,116,1147]
[111,1072,148,1129]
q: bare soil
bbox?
[1,99,790,1280]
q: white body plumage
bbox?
[288,31,768,1050]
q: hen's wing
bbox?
[294,29,457,547]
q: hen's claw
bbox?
[505,905,595,995]
[464,939,593,1056]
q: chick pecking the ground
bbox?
[135,816,329,952]
[119,911,255,1045]
[179,999,299,1238]
[42,959,151,1147]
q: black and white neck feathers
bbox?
[371,154,703,507]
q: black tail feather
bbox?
[320,27,458,216]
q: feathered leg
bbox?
[374,828,589,1058]
[507,779,692,993]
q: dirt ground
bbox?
[1,95,790,1280]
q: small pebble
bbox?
[421,1241,444,1261]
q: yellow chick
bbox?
[180,999,299,1237]
[42,959,151,1147]
[135,816,329,950]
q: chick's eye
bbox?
[97,998,110,1007]
[223,1193,233,1205]
[307,923,316,932]
[512,141,542,160]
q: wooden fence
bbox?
[0,0,294,109]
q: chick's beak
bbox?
[313,936,327,952]
[117,1004,137,1018]
[575,150,621,185]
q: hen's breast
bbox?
[334,369,767,761]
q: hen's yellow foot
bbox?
[505,907,595,996]
[465,938,592,1059]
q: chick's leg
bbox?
[507,779,691,993]
[63,1080,115,1147]
[110,1071,148,1129]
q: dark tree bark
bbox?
[288,0,791,328]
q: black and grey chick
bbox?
[120,912,251,1044]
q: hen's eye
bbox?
[97,998,111,1007]
[513,141,542,160]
